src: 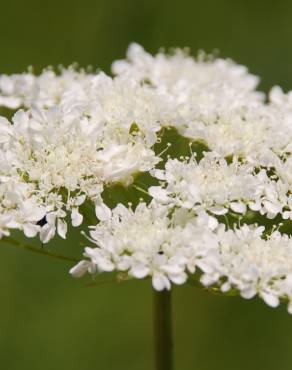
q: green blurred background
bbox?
[1,1,292,369]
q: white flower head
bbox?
[2,43,292,314]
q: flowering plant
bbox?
[1,44,292,369]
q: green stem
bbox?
[153,290,173,370]
[133,184,149,197]
[2,237,79,263]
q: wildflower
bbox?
[2,43,292,313]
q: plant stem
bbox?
[2,237,80,262]
[153,290,173,370]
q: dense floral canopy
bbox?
[1,44,292,312]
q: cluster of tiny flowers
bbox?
[2,44,292,312]
[149,153,286,217]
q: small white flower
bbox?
[40,223,56,244]
[57,219,67,239]
[69,260,96,278]
[71,208,83,227]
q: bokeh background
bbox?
[1,1,292,369]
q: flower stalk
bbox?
[3,237,79,263]
[153,290,173,370]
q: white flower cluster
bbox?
[113,44,292,166]
[2,44,292,312]
[71,202,292,313]
[70,202,219,291]
[0,72,171,241]
[149,153,286,217]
